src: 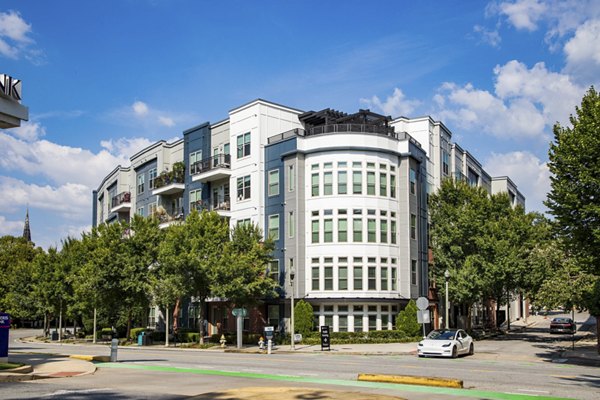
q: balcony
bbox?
[191,154,231,183]
[152,173,185,196]
[153,207,184,229]
[190,195,231,213]
[110,191,131,213]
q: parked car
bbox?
[417,329,474,358]
[549,317,576,334]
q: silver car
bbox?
[417,329,474,358]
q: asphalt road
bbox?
[3,311,598,400]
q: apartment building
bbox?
[92,99,524,334]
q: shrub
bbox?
[129,327,146,341]
[294,300,314,337]
[396,300,421,337]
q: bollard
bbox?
[110,338,118,362]
[267,339,272,355]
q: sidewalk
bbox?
[0,353,96,382]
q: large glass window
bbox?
[339,315,348,332]
[148,168,157,189]
[353,171,362,194]
[379,173,387,197]
[324,266,333,291]
[237,132,251,158]
[311,220,319,243]
[338,171,347,194]
[324,219,333,243]
[380,219,388,243]
[368,315,377,331]
[410,214,417,239]
[381,267,388,291]
[190,189,202,211]
[353,264,362,290]
[391,267,397,291]
[391,219,397,244]
[411,260,417,285]
[268,214,280,241]
[368,266,376,290]
[442,151,449,176]
[338,218,347,242]
[354,314,363,332]
[390,174,396,198]
[339,266,348,290]
[312,266,319,291]
[367,172,376,195]
[268,169,279,197]
[269,260,279,284]
[367,219,376,243]
[237,175,251,200]
[190,151,202,174]
[323,172,333,195]
[311,173,319,197]
[353,218,362,242]
[137,173,145,195]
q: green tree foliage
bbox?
[293,299,314,337]
[214,223,277,308]
[396,299,420,336]
[546,86,600,351]
[0,236,41,320]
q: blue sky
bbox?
[1,0,599,248]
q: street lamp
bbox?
[444,269,450,329]
[290,264,295,351]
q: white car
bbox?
[417,329,474,358]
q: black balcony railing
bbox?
[190,195,231,212]
[191,154,231,175]
[111,191,131,208]
[306,123,397,138]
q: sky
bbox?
[1,0,599,249]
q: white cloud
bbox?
[563,19,600,85]
[498,0,547,31]
[434,60,584,140]
[474,24,502,47]
[132,101,149,116]
[0,10,42,62]
[484,151,550,212]
[158,116,175,127]
[0,214,26,237]
[8,121,46,142]
[360,88,421,117]
[100,137,154,160]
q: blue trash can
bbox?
[137,331,145,346]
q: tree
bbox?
[294,300,314,337]
[396,299,420,337]
[546,86,600,352]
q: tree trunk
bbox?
[198,298,205,344]
[597,317,600,355]
[126,309,132,341]
[172,297,180,335]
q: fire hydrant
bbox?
[219,334,227,348]
[258,336,265,350]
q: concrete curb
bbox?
[358,373,463,388]
[69,354,110,362]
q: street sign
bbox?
[416,296,429,310]
[264,326,275,340]
[417,309,431,324]
[232,308,248,317]
[320,325,330,351]
[1,313,11,362]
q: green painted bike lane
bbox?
[96,362,573,400]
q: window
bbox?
[339,265,348,290]
[380,219,388,243]
[312,266,320,291]
[288,211,295,238]
[468,167,479,187]
[379,173,387,197]
[324,266,333,291]
[269,260,279,284]
[354,314,363,332]
[339,315,348,332]
[190,151,202,174]
[353,264,362,290]
[381,267,388,290]
[367,172,376,195]
[368,266,376,290]
[442,151,449,175]
[311,173,319,197]
[411,260,417,285]
[148,168,157,189]
[324,219,333,242]
[237,175,251,200]
[323,172,333,195]
[311,220,319,243]
[338,171,347,194]
[352,161,362,168]
[410,168,416,195]
[237,132,251,158]
[190,189,202,211]
[368,315,377,331]
[391,267,397,291]
[223,143,230,156]
[390,174,396,198]
[268,169,279,196]
[367,219,376,243]
[353,171,362,194]
[323,162,332,169]
[353,218,362,242]
[338,161,347,168]
[410,214,417,239]
[149,307,156,326]
[391,219,397,244]
[237,218,251,226]
[338,218,348,242]
[288,164,295,192]
[268,305,279,328]
[137,207,144,216]
[137,173,145,195]
[148,202,157,217]
[381,314,389,330]
[268,214,280,241]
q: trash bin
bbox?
[137,331,145,346]
[51,331,58,341]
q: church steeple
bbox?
[22,208,31,242]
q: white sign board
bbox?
[417,310,431,324]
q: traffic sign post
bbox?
[232,308,248,349]
[416,297,429,338]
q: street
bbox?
[3,311,598,400]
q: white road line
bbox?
[516,389,551,394]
